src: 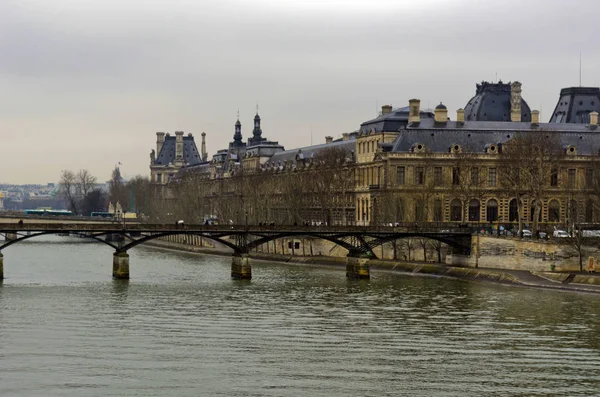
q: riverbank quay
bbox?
[143,239,600,294]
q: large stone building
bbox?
[150,131,207,184]
[152,81,600,231]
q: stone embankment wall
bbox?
[158,234,215,248]
[471,236,600,272]
[147,234,598,273]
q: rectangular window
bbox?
[488,167,497,187]
[586,168,594,188]
[415,167,425,185]
[433,199,443,222]
[471,167,479,185]
[550,168,558,187]
[157,173,162,183]
[434,167,443,186]
[452,167,460,185]
[415,202,424,222]
[397,166,405,185]
[568,169,576,188]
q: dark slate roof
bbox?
[154,135,203,166]
[269,138,356,164]
[550,87,600,123]
[360,107,434,134]
[170,162,211,182]
[464,81,531,122]
[391,118,600,155]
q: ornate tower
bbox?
[252,112,263,143]
[233,118,243,147]
[201,132,208,161]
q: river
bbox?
[0,235,599,396]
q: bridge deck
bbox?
[0,223,472,235]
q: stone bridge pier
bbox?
[346,255,370,280]
[231,253,252,280]
[346,252,371,280]
[113,251,130,279]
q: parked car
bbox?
[521,229,532,237]
[582,230,600,237]
[553,230,570,238]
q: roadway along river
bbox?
[1,235,599,396]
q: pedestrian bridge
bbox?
[0,223,473,281]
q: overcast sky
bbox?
[2,0,599,184]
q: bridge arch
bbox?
[119,231,241,253]
[0,231,120,251]
[245,233,358,255]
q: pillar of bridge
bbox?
[231,254,252,280]
[346,255,370,280]
[0,252,3,280]
[113,251,130,279]
[5,233,18,241]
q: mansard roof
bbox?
[360,107,434,134]
[550,87,600,124]
[268,138,356,164]
[154,134,203,166]
[391,118,600,155]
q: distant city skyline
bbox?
[2,0,600,184]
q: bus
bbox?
[25,209,73,216]
[90,212,114,218]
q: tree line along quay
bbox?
[16,81,600,282]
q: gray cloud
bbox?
[1,0,599,183]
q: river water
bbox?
[1,235,599,396]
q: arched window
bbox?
[468,199,480,222]
[548,200,560,222]
[509,198,519,222]
[451,199,462,222]
[486,199,499,222]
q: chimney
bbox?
[456,108,465,124]
[408,99,421,124]
[591,111,599,128]
[381,105,393,115]
[175,131,184,160]
[434,103,448,123]
[342,132,349,141]
[531,110,540,126]
[201,132,208,161]
[510,81,522,122]
[325,136,333,144]
[156,132,166,155]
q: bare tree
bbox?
[503,132,563,236]
[450,149,487,225]
[77,169,97,198]
[108,167,128,211]
[561,224,586,272]
[59,170,79,214]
